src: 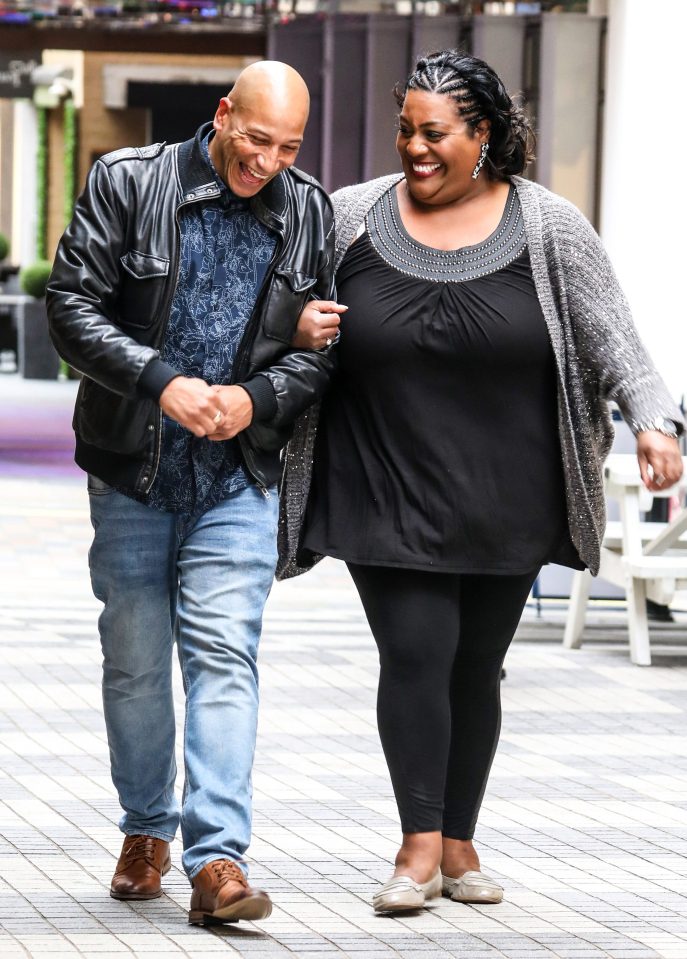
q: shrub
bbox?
[20,260,52,299]
[0,233,9,261]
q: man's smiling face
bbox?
[209,93,305,198]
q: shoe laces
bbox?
[123,835,160,867]
[209,859,247,889]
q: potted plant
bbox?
[19,259,51,298]
[18,259,60,379]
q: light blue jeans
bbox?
[88,480,278,880]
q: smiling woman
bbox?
[392,53,534,250]
[281,49,684,918]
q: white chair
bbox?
[563,454,687,665]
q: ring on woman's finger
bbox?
[656,473,666,486]
[325,337,333,347]
[213,410,222,425]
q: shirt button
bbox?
[142,475,149,484]
[148,424,154,431]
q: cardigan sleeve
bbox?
[553,200,683,435]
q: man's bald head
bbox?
[209,61,311,198]
[228,61,310,127]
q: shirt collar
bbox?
[201,132,250,211]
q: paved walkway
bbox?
[1,378,687,959]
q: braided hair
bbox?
[395,51,535,180]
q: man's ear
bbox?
[212,96,232,131]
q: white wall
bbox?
[600,0,687,405]
[11,100,37,269]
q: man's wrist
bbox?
[235,385,254,421]
[138,359,181,401]
[239,376,277,422]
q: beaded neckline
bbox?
[365,182,526,283]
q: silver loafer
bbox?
[442,870,504,904]
[373,867,442,914]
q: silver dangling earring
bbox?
[471,141,489,180]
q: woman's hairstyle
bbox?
[395,50,535,180]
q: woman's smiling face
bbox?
[396,89,488,206]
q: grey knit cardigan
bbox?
[276,173,683,579]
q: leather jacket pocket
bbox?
[117,250,170,330]
[263,269,318,344]
[87,473,114,495]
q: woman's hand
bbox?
[292,300,348,350]
[637,430,683,492]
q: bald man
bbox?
[48,61,344,924]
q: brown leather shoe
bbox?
[189,859,272,925]
[110,835,171,900]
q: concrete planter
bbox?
[18,298,60,380]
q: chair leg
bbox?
[626,576,651,666]
[564,569,593,650]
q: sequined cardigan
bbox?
[277,173,684,579]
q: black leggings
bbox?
[348,563,538,839]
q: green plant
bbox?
[63,99,77,227]
[36,106,48,261]
[0,232,8,261]
[19,260,52,299]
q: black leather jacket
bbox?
[47,123,336,493]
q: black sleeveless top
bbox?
[302,185,582,574]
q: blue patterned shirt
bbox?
[145,134,276,515]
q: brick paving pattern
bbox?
[1,379,687,959]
